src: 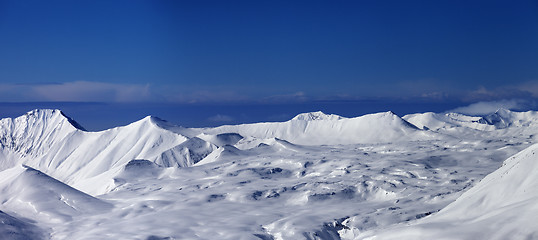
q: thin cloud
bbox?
[515,81,538,98]
[457,81,538,103]
[450,99,534,115]
[4,80,538,105]
[207,114,234,122]
[0,81,259,103]
[0,81,154,102]
[261,92,308,103]
[161,88,251,104]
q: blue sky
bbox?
[0,0,537,129]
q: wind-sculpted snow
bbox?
[358,142,538,240]
[51,138,528,239]
[1,109,538,239]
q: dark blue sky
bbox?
[0,0,538,129]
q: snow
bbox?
[0,109,219,195]
[357,142,538,240]
[202,111,435,145]
[403,108,538,132]
[0,165,112,223]
[291,111,345,121]
[0,109,537,239]
[482,108,538,128]
[0,210,45,240]
[403,112,494,131]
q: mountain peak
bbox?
[137,115,174,129]
[25,109,61,118]
[128,115,196,138]
[23,109,86,131]
[383,110,398,117]
[127,115,162,129]
[291,111,344,121]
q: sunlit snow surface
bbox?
[0,109,537,239]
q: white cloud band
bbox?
[0,81,153,102]
[450,99,534,115]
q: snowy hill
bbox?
[403,109,538,131]
[359,142,538,240]
[482,108,538,128]
[0,165,112,222]
[202,111,433,145]
[0,109,218,195]
[403,112,493,131]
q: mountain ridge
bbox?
[291,111,344,121]
[201,111,428,145]
[1,108,538,239]
[0,109,216,195]
[403,108,538,132]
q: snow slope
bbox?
[403,112,494,131]
[482,108,538,128]
[404,109,538,131]
[0,210,45,240]
[0,109,83,170]
[0,165,112,223]
[1,109,538,239]
[359,142,538,240]
[0,109,218,195]
[203,111,434,145]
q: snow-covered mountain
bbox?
[403,112,494,131]
[1,108,538,239]
[0,109,218,194]
[481,108,538,128]
[292,111,344,121]
[202,111,434,145]
[403,108,538,131]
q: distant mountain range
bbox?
[1,108,538,194]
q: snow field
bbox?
[0,109,537,239]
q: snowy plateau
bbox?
[0,109,537,240]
